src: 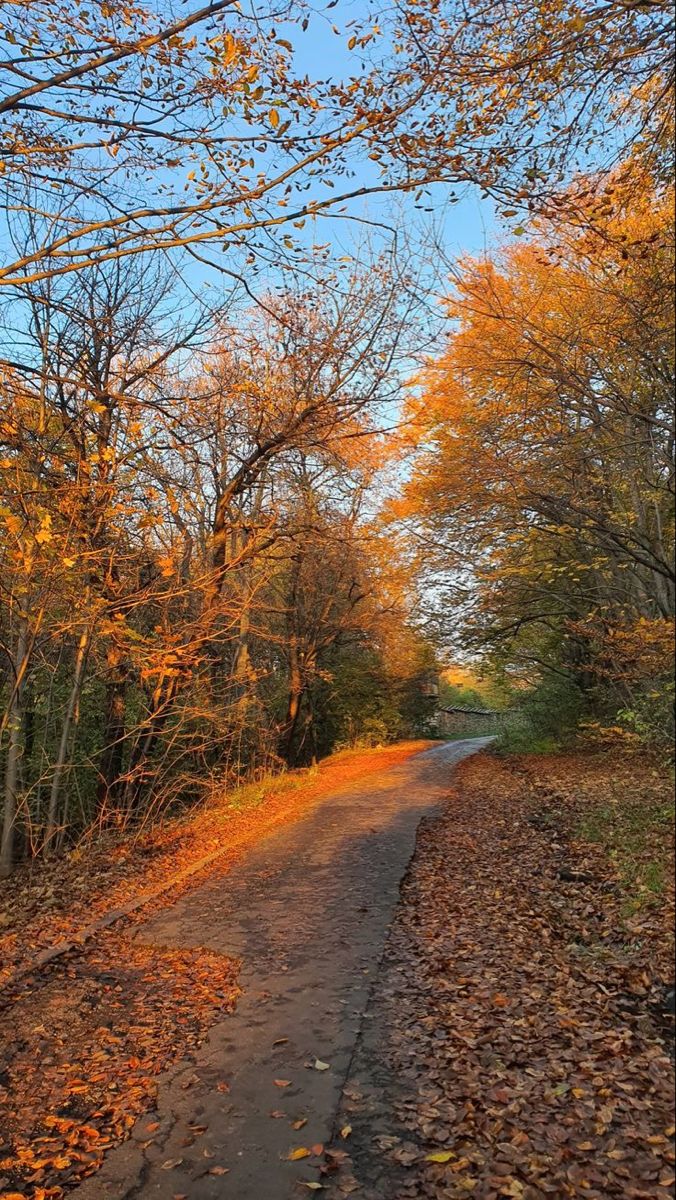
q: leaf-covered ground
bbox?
[2,745,673,1199]
[0,936,239,1199]
[325,750,675,1200]
[0,741,432,1200]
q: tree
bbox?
[0,249,432,869]
[1,0,672,289]
[399,159,674,737]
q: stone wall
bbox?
[437,709,501,737]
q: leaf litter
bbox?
[323,750,674,1200]
[0,933,238,1198]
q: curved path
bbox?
[74,738,491,1200]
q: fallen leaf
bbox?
[275,1079,292,1088]
[393,1147,419,1166]
[288,1147,311,1161]
[336,1175,360,1194]
[426,1150,455,1164]
[325,1148,349,1163]
[160,1158,183,1170]
[313,1059,330,1071]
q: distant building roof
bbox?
[438,705,499,716]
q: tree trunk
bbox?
[97,650,127,820]
[280,636,304,766]
[121,675,180,815]
[45,626,90,851]
[1,614,28,878]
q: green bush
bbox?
[494,674,586,754]
[616,680,675,759]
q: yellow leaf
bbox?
[222,34,238,64]
[426,1150,455,1163]
[287,1147,311,1161]
[269,108,280,129]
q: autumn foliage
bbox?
[0,0,672,868]
[401,155,674,745]
[0,2,674,1197]
[0,254,442,877]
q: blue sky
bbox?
[168,2,500,308]
[0,0,503,344]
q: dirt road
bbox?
[71,738,491,1200]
